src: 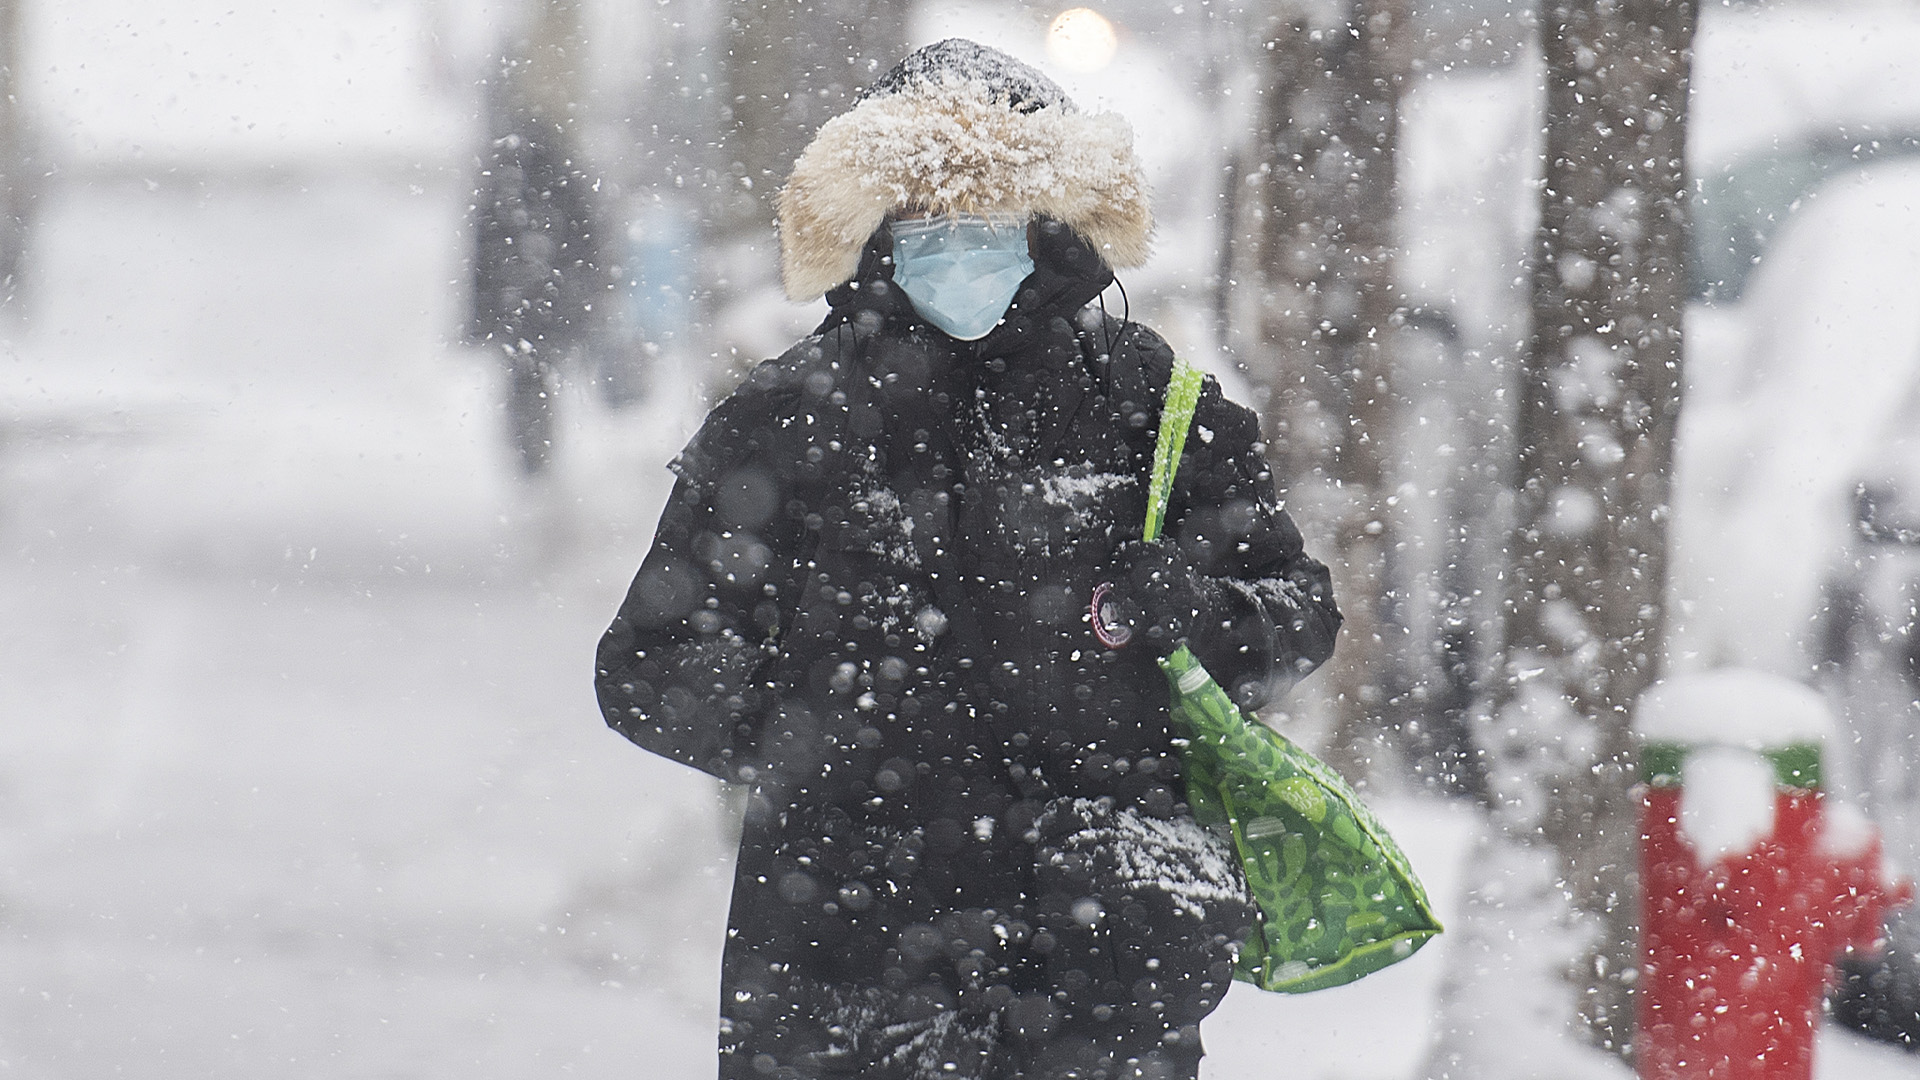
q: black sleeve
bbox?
[593,347,827,779]
[1126,329,1342,711]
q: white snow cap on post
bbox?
[1676,747,1779,863]
[1635,668,1834,748]
[1637,670,1835,864]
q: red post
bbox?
[1638,778,1908,1078]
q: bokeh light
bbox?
[1046,8,1118,73]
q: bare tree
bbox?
[1497,0,1697,1054]
[1231,0,1412,780]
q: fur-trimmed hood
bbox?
[776,39,1153,302]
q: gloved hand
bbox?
[1093,539,1210,649]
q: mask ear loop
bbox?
[1098,276,1133,358]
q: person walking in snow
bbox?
[596,40,1341,1080]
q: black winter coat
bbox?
[596,221,1341,1078]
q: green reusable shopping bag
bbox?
[1146,358,1442,994]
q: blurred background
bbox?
[7,0,1920,1076]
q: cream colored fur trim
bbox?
[776,81,1153,301]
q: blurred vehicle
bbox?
[1693,130,1920,305]
[1667,158,1920,679]
[1826,411,1920,1046]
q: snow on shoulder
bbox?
[1635,668,1833,748]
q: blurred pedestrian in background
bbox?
[467,63,604,476]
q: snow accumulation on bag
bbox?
[1147,358,1443,994]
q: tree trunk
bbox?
[1503,0,1697,1055]
[1236,0,1411,781]
[697,0,904,381]
[715,0,908,243]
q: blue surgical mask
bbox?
[889,214,1034,341]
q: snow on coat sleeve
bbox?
[1133,330,1342,710]
[594,348,822,780]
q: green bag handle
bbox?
[1139,355,1443,994]
[1145,357,1207,543]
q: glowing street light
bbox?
[1047,7,1118,73]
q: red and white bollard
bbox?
[1636,671,1910,1080]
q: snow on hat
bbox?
[776,38,1153,301]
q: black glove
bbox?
[1095,539,1210,649]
